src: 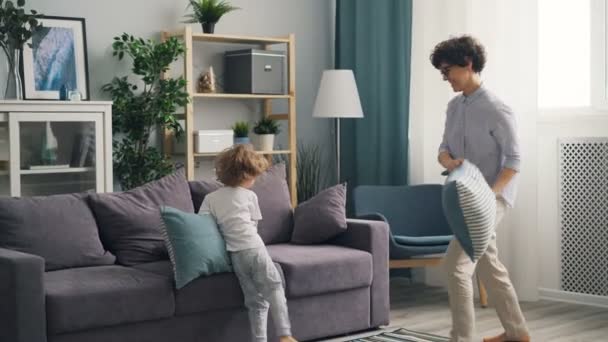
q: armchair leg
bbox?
[477,274,488,308]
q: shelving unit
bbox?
[0,101,113,197]
[161,27,297,206]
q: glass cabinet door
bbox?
[0,115,8,196]
[9,112,103,197]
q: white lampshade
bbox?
[312,70,364,118]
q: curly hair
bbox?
[215,144,269,187]
[430,35,486,73]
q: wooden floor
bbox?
[321,278,608,342]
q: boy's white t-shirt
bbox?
[199,186,264,252]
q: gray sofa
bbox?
[0,169,389,342]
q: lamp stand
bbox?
[335,117,341,184]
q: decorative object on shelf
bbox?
[197,66,216,93]
[224,49,287,94]
[102,32,189,190]
[22,16,89,100]
[313,69,364,183]
[252,117,279,152]
[182,0,240,34]
[40,122,58,165]
[0,0,42,99]
[194,130,233,154]
[296,141,324,203]
[231,120,249,145]
[68,89,81,101]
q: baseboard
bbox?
[538,288,608,308]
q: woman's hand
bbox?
[445,158,464,172]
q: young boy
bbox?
[199,144,298,342]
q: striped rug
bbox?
[347,328,449,342]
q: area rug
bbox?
[346,328,449,342]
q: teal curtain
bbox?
[336,0,412,188]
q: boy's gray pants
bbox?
[231,247,292,342]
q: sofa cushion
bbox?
[0,193,115,271]
[267,244,372,298]
[291,183,348,244]
[133,260,284,316]
[442,160,497,261]
[44,265,175,334]
[159,206,232,289]
[188,163,294,245]
[88,168,194,266]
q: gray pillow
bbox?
[0,193,115,271]
[188,163,294,245]
[88,168,194,266]
[189,179,222,213]
[291,183,348,244]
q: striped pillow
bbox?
[442,160,497,261]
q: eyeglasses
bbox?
[440,66,452,78]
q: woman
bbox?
[431,35,530,342]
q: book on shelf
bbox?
[29,164,71,170]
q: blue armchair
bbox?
[353,184,452,265]
[352,184,488,306]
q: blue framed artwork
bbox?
[21,16,90,100]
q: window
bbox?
[538,0,591,109]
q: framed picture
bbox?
[21,16,90,100]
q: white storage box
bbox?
[194,130,234,153]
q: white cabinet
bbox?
[0,101,112,196]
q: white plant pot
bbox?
[253,134,275,151]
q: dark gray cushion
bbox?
[189,179,222,213]
[88,168,194,266]
[291,183,347,244]
[44,265,175,334]
[188,163,294,245]
[267,244,372,298]
[0,193,115,271]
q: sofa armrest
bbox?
[329,219,389,327]
[0,247,46,342]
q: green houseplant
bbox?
[0,0,42,99]
[296,142,325,203]
[102,33,189,190]
[182,0,240,34]
[231,120,249,145]
[252,117,279,151]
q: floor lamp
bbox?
[312,70,364,183]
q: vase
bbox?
[3,48,23,100]
[234,136,250,145]
[252,134,274,151]
[202,22,216,34]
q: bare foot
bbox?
[279,336,298,342]
[483,332,530,342]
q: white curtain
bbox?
[409,0,539,301]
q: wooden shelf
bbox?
[165,30,290,45]
[194,150,291,158]
[193,93,291,99]
[20,167,95,175]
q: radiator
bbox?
[559,138,608,296]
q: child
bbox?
[199,144,298,342]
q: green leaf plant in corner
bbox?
[102,33,189,190]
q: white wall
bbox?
[25,0,335,179]
[410,0,539,301]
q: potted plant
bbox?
[231,121,249,145]
[102,33,189,190]
[182,0,240,34]
[0,0,42,99]
[296,142,325,203]
[252,117,280,151]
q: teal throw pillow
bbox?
[160,206,232,289]
[442,160,497,262]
